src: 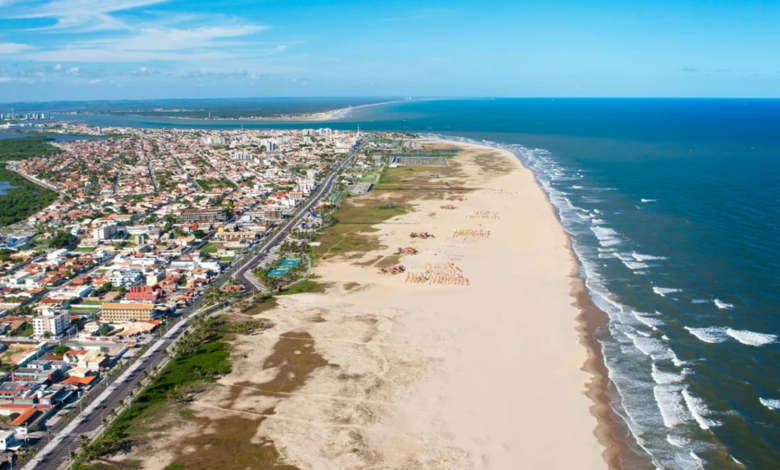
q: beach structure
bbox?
[410,232,435,239]
[379,264,405,275]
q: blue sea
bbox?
[57,98,780,469]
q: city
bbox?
[0,124,386,469]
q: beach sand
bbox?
[126,141,615,470]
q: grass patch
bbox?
[242,296,279,315]
[196,178,234,191]
[276,280,330,296]
[163,463,186,470]
[165,331,327,470]
[311,195,409,261]
[199,242,220,254]
[375,254,402,268]
[79,315,270,462]
[73,247,96,253]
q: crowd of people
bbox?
[405,263,469,286]
[451,228,491,243]
[467,211,499,219]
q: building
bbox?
[212,230,262,242]
[100,303,156,322]
[92,223,117,240]
[32,309,70,338]
[263,209,283,222]
[182,209,227,224]
[0,430,17,451]
[126,286,161,302]
[110,268,143,288]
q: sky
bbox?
[0,0,779,101]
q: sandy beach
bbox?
[125,140,614,470]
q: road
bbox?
[232,138,367,291]
[26,136,367,470]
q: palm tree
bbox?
[79,433,90,453]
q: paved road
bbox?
[232,138,367,291]
[26,137,367,470]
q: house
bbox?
[160,276,181,292]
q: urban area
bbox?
[0,122,411,469]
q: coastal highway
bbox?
[232,136,367,291]
[26,137,366,470]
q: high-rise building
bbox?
[33,309,70,338]
[92,223,117,240]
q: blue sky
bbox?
[0,0,779,101]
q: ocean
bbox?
[55,98,780,469]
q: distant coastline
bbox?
[60,98,422,123]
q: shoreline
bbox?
[434,136,640,470]
[440,139,633,470]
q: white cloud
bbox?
[53,63,62,71]
[23,23,272,63]
[0,43,33,54]
[79,25,266,52]
[27,49,242,62]
[8,0,171,31]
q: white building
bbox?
[49,285,93,300]
[110,268,143,288]
[93,223,117,240]
[33,309,70,338]
[0,430,16,451]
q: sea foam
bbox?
[624,260,650,270]
[653,287,682,297]
[654,384,692,428]
[632,252,668,261]
[725,329,777,346]
[685,326,729,343]
[652,363,685,384]
[714,299,734,310]
[759,398,780,410]
[682,388,719,430]
[633,312,664,329]
[591,226,621,247]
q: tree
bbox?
[79,433,90,453]
[48,231,76,249]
